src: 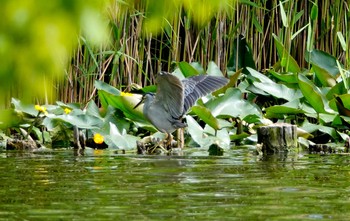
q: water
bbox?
[0,147,350,220]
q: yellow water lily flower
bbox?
[64,108,71,114]
[93,133,104,144]
[35,105,48,115]
[120,92,133,97]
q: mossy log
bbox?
[257,124,298,154]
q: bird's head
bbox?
[133,93,155,109]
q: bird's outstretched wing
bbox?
[154,72,184,119]
[182,75,228,113]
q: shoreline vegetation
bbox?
[1,1,349,153]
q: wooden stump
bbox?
[257,123,298,154]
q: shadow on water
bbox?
[0,147,349,220]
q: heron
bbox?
[134,71,228,148]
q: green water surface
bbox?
[0,147,349,220]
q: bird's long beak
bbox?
[133,96,144,109]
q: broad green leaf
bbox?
[333,95,350,117]
[252,82,303,101]
[207,61,224,77]
[326,78,350,100]
[45,114,101,130]
[204,125,230,149]
[273,34,301,73]
[98,90,147,123]
[268,70,298,83]
[300,120,338,140]
[12,98,39,117]
[265,99,305,118]
[186,115,212,148]
[103,122,139,150]
[86,100,101,118]
[205,88,262,119]
[306,50,339,77]
[178,61,200,77]
[191,105,221,130]
[95,80,147,123]
[94,80,120,96]
[297,74,330,114]
[311,66,336,87]
[247,67,275,83]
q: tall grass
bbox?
[58,0,349,104]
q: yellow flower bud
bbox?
[64,108,71,114]
[93,133,104,144]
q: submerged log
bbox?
[257,123,298,154]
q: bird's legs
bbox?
[164,133,173,149]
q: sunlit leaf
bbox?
[95,80,147,123]
[252,82,303,101]
[205,88,262,118]
[297,74,332,114]
[178,61,199,77]
[103,122,139,150]
[191,106,221,130]
[207,61,224,77]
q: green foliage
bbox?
[0,0,109,108]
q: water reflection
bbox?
[0,148,350,220]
